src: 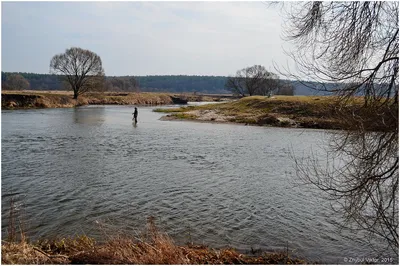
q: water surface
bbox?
[1,105,395,263]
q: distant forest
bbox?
[1,72,334,96]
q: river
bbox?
[1,105,396,264]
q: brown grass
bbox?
[1,90,235,109]
[1,217,308,264]
[1,91,185,109]
[1,242,66,264]
[155,95,355,130]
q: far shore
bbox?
[3,91,388,132]
[1,90,231,110]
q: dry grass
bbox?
[1,90,232,109]
[1,241,66,264]
[155,95,352,129]
[83,92,174,105]
[154,106,197,113]
[1,217,308,264]
[1,91,186,109]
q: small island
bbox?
[155,95,362,130]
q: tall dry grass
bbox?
[1,91,178,109]
[1,212,308,264]
[68,217,189,264]
[155,95,356,130]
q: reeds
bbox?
[1,91,181,109]
[2,203,307,264]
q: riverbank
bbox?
[1,219,307,264]
[155,95,364,130]
[1,90,227,109]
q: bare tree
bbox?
[107,77,139,92]
[225,65,280,97]
[276,82,295,96]
[50,47,105,99]
[127,77,140,92]
[4,74,30,90]
[280,2,398,254]
[225,74,247,97]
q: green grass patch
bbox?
[171,113,198,119]
[153,106,197,113]
[154,107,185,113]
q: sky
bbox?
[1,1,296,77]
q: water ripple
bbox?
[1,106,395,264]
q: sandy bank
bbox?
[156,96,357,130]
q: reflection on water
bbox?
[73,106,106,125]
[1,105,396,264]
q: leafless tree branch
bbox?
[279,1,398,254]
[50,47,105,99]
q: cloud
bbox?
[1,1,296,76]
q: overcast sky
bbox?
[1,1,296,76]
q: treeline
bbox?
[1,72,229,93]
[136,75,228,94]
[1,71,334,95]
[2,72,61,90]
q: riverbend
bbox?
[1,105,396,264]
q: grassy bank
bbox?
[1,91,224,109]
[1,91,174,109]
[1,218,307,264]
[154,95,364,130]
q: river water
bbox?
[1,105,396,263]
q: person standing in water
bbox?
[133,107,138,124]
